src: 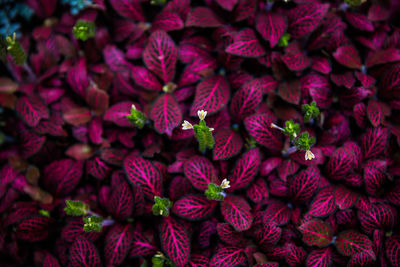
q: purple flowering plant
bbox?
[0,0,400,266]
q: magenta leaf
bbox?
[358,203,394,235]
[233,0,257,22]
[86,86,109,115]
[361,127,389,160]
[353,103,368,128]
[43,159,83,197]
[20,130,46,158]
[187,254,210,267]
[152,11,184,32]
[16,95,49,127]
[366,48,400,68]
[69,236,101,267]
[263,201,291,226]
[221,195,253,232]
[104,101,136,127]
[379,63,400,99]
[333,45,362,69]
[278,80,301,105]
[256,222,282,250]
[286,244,307,267]
[172,195,217,221]
[364,166,386,196]
[150,93,182,136]
[109,0,145,21]
[185,7,223,28]
[301,74,332,108]
[331,71,355,89]
[104,224,133,266]
[386,235,400,267]
[335,231,375,260]
[61,218,101,243]
[216,0,238,11]
[160,216,190,267]
[348,253,375,267]
[210,246,247,267]
[367,100,383,128]
[109,183,134,220]
[225,28,266,58]
[213,128,243,160]
[229,148,261,191]
[306,247,333,267]
[308,187,336,218]
[143,30,177,83]
[129,231,157,257]
[66,58,89,98]
[247,178,269,203]
[131,66,162,91]
[104,45,131,76]
[256,12,287,48]
[190,75,230,116]
[287,3,329,39]
[217,223,243,245]
[100,148,127,167]
[123,155,162,199]
[334,186,358,210]
[289,166,321,203]
[282,43,311,71]
[230,79,263,121]
[16,216,54,242]
[244,113,283,151]
[43,252,61,267]
[298,219,333,247]
[326,146,354,180]
[345,12,374,32]
[184,155,218,191]
[63,107,92,127]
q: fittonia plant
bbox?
[182,110,215,153]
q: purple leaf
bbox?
[233,0,257,22]
[244,113,283,151]
[230,79,263,121]
[345,12,374,32]
[221,195,253,232]
[16,95,49,127]
[308,187,336,218]
[150,93,182,136]
[109,0,145,21]
[104,101,136,127]
[379,63,400,99]
[287,3,329,39]
[16,216,54,242]
[130,66,162,91]
[306,247,333,267]
[100,148,128,167]
[104,224,133,266]
[63,107,92,127]
[104,45,131,77]
[69,236,101,267]
[326,146,354,180]
[361,127,389,160]
[86,86,109,115]
[333,45,362,69]
[282,43,311,71]
[187,254,210,267]
[43,159,83,196]
[256,12,287,48]
[213,128,243,160]
[210,246,247,267]
[185,7,223,28]
[334,231,375,260]
[367,100,383,128]
[109,183,134,220]
[289,166,321,203]
[217,223,243,245]
[129,230,157,257]
[334,186,359,210]
[20,130,46,158]
[348,253,375,267]
[123,155,163,199]
[311,56,331,75]
[301,74,332,108]
[183,155,218,191]
[152,11,184,32]
[256,222,282,250]
[61,218,101,243]
[143,30,178,83]
[366,48,400,68]
[172,195,217,221]
[190,75,230,116]
[160,217,190,267]
[331,71,355,89]
[216,0,238,11]
[298,219,333,247]
[263,201,291,226]
[278,80,301,105]
[247,178,269,203]
[353,103,368,128]
[229,148,261,191]
[286,243,307,267]
[225,28,266,58]
[66,58,89,98]
[43,253,61,267]
[386,235,400,267]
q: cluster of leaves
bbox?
[0,0,400,267]
[0,0,33,37]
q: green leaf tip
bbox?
[39,209,50,217]
[295,132,316,151]
[152,252,176,267]
[182,110,214,153]
[152,196,173,217]
[73,20,96,41]
[5,33,26,65]
[344,0,366,6]
[83,215,103,232]
[127,104,146,129]
[205,183,225,201]
[302,101,320,123]
[64,200,89,216]
[278,33,291,47]
[282,120,300,141]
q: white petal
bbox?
[197,110,207,120]
[209,128,214,132]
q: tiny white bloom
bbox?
[159,209,163,215]
[270,123,284,131]
[209,128,214,132]
[131,104,136,110]
[220,178,230,189]
[197,110,207,121]
[305,150,315,161]
[182,120,193,130]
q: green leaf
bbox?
[64,200,89,216]
[302,101,320,123]
[83,215,103,232]
[127,105,147,129]
[39,209,50,217]
[295,132,316,151]
[152,196,173,216]
[205,183,224,201]
[278,33,291,47]
[5,33,26,65]
[344,0,366,6]
[282,120,300,141]
[193,121,214,153]
[73,20,96,41]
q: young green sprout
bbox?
[127,104,147,129]
[278,33,291,47]
[302,101,320,123]
[270,120,300,141]
[73,20,95,41]
[5,33,27,65]
[295,132,316,161]
[64,199,89,216]
[152,196,173,217]
[64,200,106,232]
[344,0,366,6]
[182,110,215,153]
[205,178,230,201]
[83,215,103,232]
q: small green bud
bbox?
[73,20,95,41]
[5,33,26,65]
[39,209,50,217]
[64,200,89,216]
[282,120,300,141]
[127,104,147,129]
[302,101,320,123]
[278,33,291,47]
[205,183,224,201]
[83,215,103,232]
[295,132,316,151]
[344,0,366,6]
[245,138,257,149]
[150,0,167,5]
[152,196,173,217]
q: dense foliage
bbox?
[0,0,400,266]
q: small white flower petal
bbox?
[220,178,230,189]
[182,120,193,130]
[209,128,214,132]
[197,110,207,120]
[131,104,136,110]
[305,150,315,161]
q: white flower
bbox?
[131,104,136,110]
[270,123,284,131]
[197,110,207,121]
[182,120,193,130]
[305,150,315,161]
[220,179,230,189]
[209,128,214,132]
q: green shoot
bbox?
[5,33,27,65]
[73,20,95,41]
[302,101,320,123]
[127,104,147,129]
[282,120,300,141]
[152,196,173,217]
[83,215,103,232]
[64,200,89,216]
[294,132,316,151]
[278,33,291,47]
[182,110,214,153]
